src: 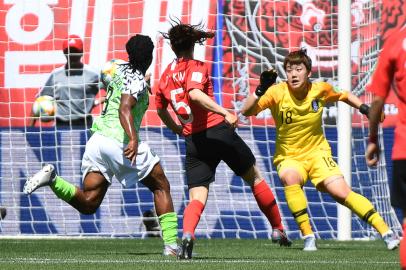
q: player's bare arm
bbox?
[119,94,138,165]
[368,96,386,138]
[157,108,182,135]
[241,94,259,116]
[344,91,363,109]
[344,91,385,122]
[188,89,238,127]
[365,96,386,166]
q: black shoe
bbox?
[271,229,292,247]
[177,233,193,260]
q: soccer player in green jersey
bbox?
[23,35,178,256]
[242,49,399,251]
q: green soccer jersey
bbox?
[91,60,149,144]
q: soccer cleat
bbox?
[177,233,194,260]
[303,234,317,251]
[23,164,56,195]
[383,231,400,250]
[271,229,292,247]
[162,244,178,257]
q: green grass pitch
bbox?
[0,238,398,270]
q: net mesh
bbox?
[0,0,401,239]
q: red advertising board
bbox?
[0,0,404,127]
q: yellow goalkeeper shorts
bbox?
[276,150,343,188]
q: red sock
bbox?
[400,223,406,269]
[252,180,283,231]
[183,200,205,238]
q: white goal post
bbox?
[337,0,352,241]
[337,0,401,239]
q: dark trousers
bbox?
[56,116,93,128]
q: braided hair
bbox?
[161,19,214,56]
[125,34,154,75]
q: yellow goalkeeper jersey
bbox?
[254,81,349,165]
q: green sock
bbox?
[50,176,76,202]
[159,212,178,245]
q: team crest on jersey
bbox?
[311,99,319,112]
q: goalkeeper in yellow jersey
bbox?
[241,48,399,251]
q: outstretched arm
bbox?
[189,89,238,128]
[343,92,363,109]
[157,108,183,135]
[342,91,385,122]
[119,94,138,165]
[342,91,385,166]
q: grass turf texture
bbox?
[0,238,398,270]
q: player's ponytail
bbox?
[161,19,214,56]
[193,27,215,45]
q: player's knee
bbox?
[142,164,171,192]
[155,178,171,193]
[329,190,350,204]
[149,175,171,193]
[321,176,351,203]
[241,165,262,185]
[79,198,100,214]
[280,170,302,186]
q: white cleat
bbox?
[383,231,400,250]
[163,244,178,257]
[303,234,317,251]
[23,164,56,195]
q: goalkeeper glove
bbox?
[255,69,278,97]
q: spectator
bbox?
[29,34,102,128]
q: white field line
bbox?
[0,257,397,265]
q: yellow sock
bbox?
[284,184,313,236]
[344,191,389,235]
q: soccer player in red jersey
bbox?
[155,21,291,259]
[366,27,406,269]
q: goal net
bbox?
[0,0,401,239]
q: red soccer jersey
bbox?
[367,27,406,160]
[155,58,224,136]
